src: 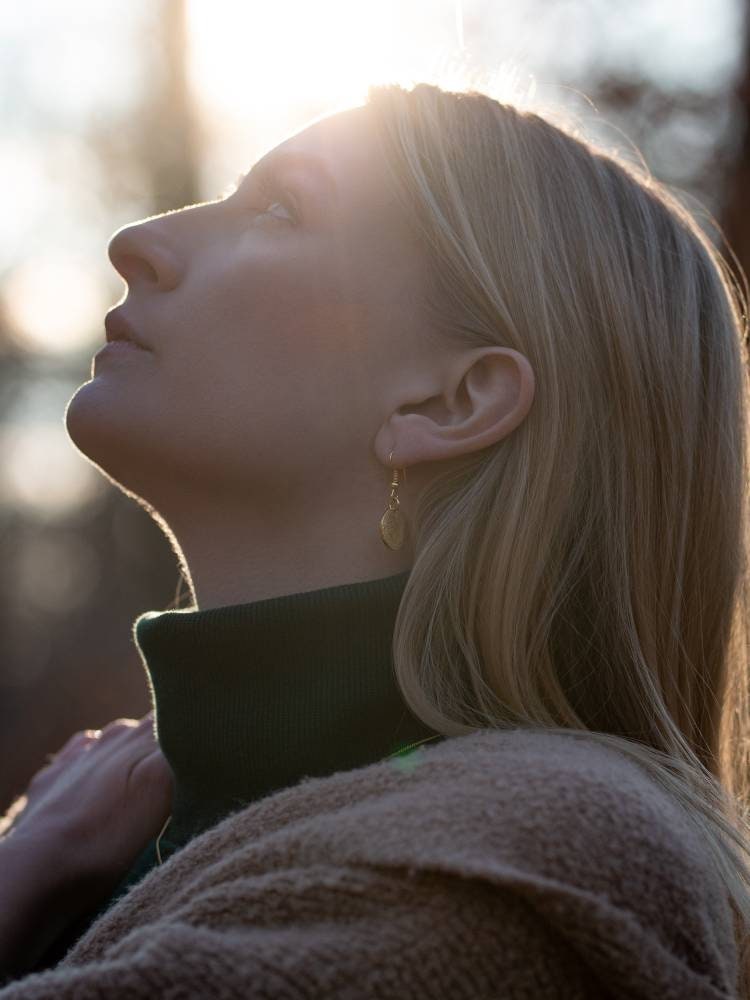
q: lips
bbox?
[104,309,150,350]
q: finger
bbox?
[98,718,139,743]
[137,713,158,737]
[121,715,158,741]
[126,748,174,802]
[102,717,139,732]
[70,728,99,745]
[32,732,96,783]
[92,720,161,771]
[55,729,100,758]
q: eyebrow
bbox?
[248,149,337,200]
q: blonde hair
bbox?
[367,81,750,992]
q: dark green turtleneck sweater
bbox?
[34,570,443,972]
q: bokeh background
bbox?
[2,0,749,812]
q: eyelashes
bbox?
[218,170,297,223]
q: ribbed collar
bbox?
[132,570,442,849]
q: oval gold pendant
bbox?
[380,508,405,550]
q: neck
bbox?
[145,489,414,610]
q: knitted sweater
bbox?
[0,726,738,998]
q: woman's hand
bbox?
[0,712,173,975]
[4,711,173,880]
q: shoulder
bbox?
[203,725,726,916]
[61,727,737,997]
[366,726,736,988]
[409,726,720,878]
[433,725,688,816]
[417,725,705,833]
[404,728,734,946]
[176,725,721,888]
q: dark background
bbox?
[2,0,749,812]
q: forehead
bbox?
[262,105,428,310]
[269,105,400,217]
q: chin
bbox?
[64,380,147,494]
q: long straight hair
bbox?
[367,81,750,992]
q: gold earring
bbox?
[380,449,407,550]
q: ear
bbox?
[376,347,535,467]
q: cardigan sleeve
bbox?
[0,856,733,1000]
[0,862,622,999]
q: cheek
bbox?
[211,299,377,427]
[195,239,374,386]
[157,253,379,471]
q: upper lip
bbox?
[104,309,150,350]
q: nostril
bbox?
[115,252,159,285]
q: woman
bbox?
[0,80,748,997]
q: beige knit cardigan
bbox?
[0,727,740,999]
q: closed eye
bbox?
[254,192,296,224]
[219,171,297,224]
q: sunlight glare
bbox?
[186,0,458,118]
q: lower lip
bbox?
[94,340,149,360]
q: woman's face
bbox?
[66,105,431,512]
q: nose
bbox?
[107,219,183,292]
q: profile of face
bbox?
[65,102,533,603]
[68,105,431,496]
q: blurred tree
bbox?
[1,0,198,813]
